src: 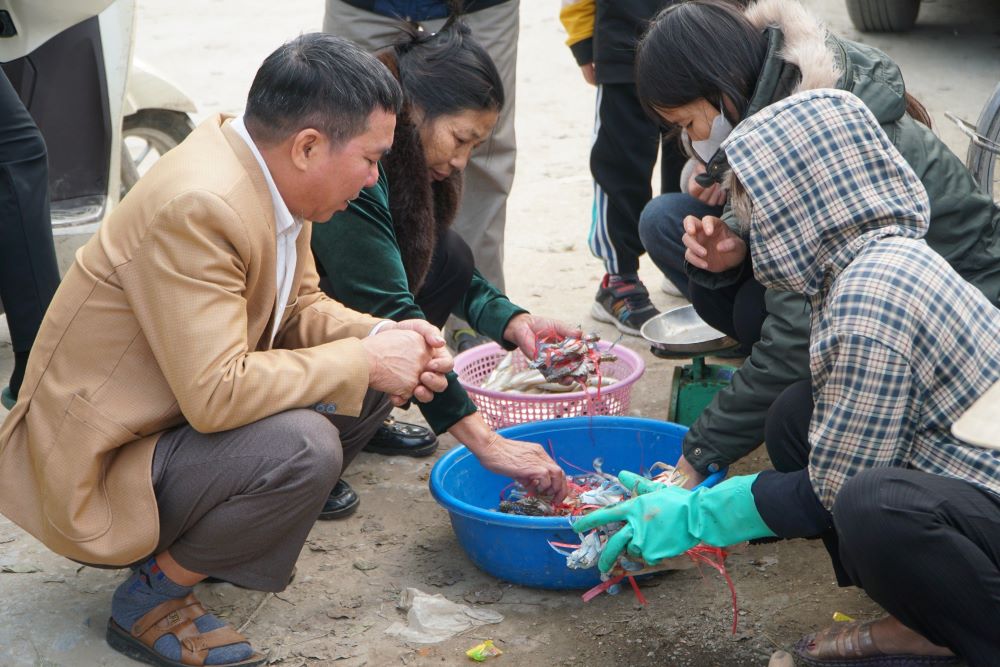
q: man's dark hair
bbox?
[245,33,403,146]
[393,19,504,120]
[635,0,767,126]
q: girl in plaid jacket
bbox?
[576,89,1000,666]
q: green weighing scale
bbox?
[640,305,741,426]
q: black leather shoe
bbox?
[317,479,360,520]
[363,417,438,457]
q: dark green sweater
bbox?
[311,165,525,434]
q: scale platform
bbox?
[641,306,742,426]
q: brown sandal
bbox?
[105,593,265,666]
[794,620,958,667]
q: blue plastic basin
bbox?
[428,416,726,589]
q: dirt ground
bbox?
[1,1,999,665]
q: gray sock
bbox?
[111,558,253,665]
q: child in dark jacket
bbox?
[560,0,687,335]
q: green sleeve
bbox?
[682,289,812,475]
[311,167,424,322]
[309,166,476,434]
[457,268,527,351]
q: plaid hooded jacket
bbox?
[723,89,1000,508]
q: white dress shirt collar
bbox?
[229,115,299,235]
[229,115,303,344]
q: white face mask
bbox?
[685,104,734,163]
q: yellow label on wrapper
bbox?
[466,639,503,661]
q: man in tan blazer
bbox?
[0,34,451,667]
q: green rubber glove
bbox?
[573,472,776,572]
[618,470,667,496]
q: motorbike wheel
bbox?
[967,82,1000,205]
[122,109,195,196]
[845,0,921,32]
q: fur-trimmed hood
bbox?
[743,0,908,125]
[745,0,839,93]
[375,50,463,294]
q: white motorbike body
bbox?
[125,59,197,117]
[0,0,117,61]
[0,0,196,271]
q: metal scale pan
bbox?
[641,305,740,426]
[640,304,738,358]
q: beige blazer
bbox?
[0,115,381,565]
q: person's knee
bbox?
[299,410,342,483]
[638,196,667,247]
[25,126,46,161]
[764,401,796,471]
[689,282,729,336]
[639,195,684,250]
[833,468,911,558]
[1,124,48,166]
[265,409,342,489]
[764,380,811,471]
[732,280,767,348]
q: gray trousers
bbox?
[322,0,518,292]
[149,390,391,591]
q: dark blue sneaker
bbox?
[591,273,659,336]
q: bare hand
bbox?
[502,313,582,358]
[674,454,705,490]
[388,319,449,365]
[361,329,435,405]
[374,320,453,403]
[478,435,568,503]
[412,344,452,403]
[682,214,747,272]
[687,164,728,207]
[580,63,596,86]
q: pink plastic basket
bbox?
[453,341,645,430]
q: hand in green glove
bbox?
[618,470,668,496]
[572,471,775,572]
